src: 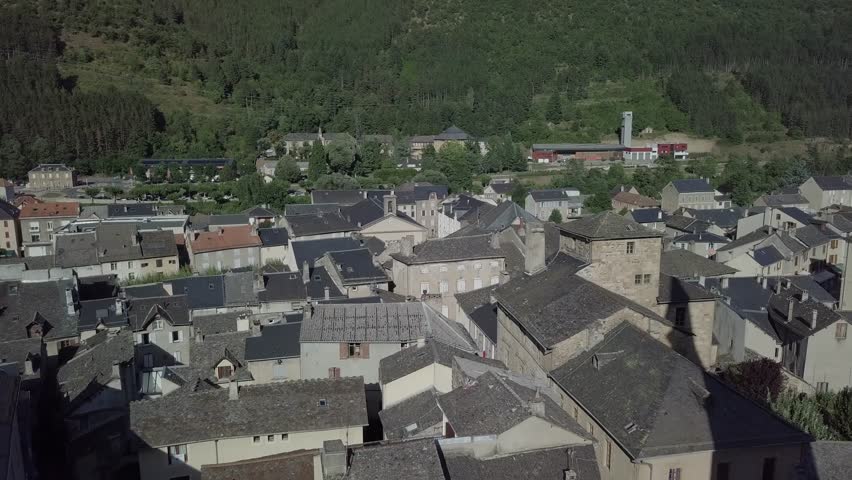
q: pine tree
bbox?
[307,142,328,183]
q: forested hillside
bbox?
[0,0,849,177]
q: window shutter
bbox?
[328,367,335,379]
[361,343,369,359]
[340,343,348,359]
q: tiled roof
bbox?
[55,232,99,268]
[192,311,248,335]
[391,234,504,265]
[672,232,729,245]
[550,322,810,459]
[284,203,341,216]
[455,287,498,343]
[347,438,445,480]
[57,330,134,411]
[717,226,773,252]
[257,227,289,246]
[613,191,659,207]
[559,211,662,240]
[284,212,357,237]
[130,377,368,447]
[660,249,738,278]
[379,389,443,441]
[443,444,601,480]
[201,450,316,480]
[189,331,253,384]
[0,279,78,342]
[126,295,190,330]
[379,340,502,385]
[190,225,261,254]
[757,193,809,207]
[107,203,156,217]
[245,322,302,361]
[657,274,716,303]
[670,178,713,193]
[19,201,79,218]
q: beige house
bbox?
[799,176,852,210]
[126,295,193,370]
[661,178,729,212]
[341,195,428,248]
[18,201,79,257]
[257,227,289,265]
[0,200,21,255]
[245,322,302,383]
[549,322,810,480]
[394,184,448,238]
[187,225,262,272]
[130,377,368,480]
[524,189,584,220]
[27,164,76,190]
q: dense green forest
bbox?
[0,0,850,178]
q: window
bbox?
[156,259,163,267]
[30,234,39,242]
[626,241,635,254]
[588,422,595,436]
[491,276,499,286]
[217,365,233,379]
[253,436,261,444]
[716,462,730,480]
[675,308,686,327]
[141,333,151,345]
[474,277,482,289]
[457,279,466,292]
[167,444,187,464]
[762,457,775,480]
[668,468,682,480]
[348,343,362,357]
[634,274,643,285]
[127,261,133,269]
[328,367,341,379]
[439,280,448,293]
[280,434,289,441]
[169,259,176,265]
[643,274,652,284]
[817,382,829,393]
[110,262,117,271]
[318,399,328,407]
[153,320,164,331]
[173,351,181,363]
[420,282,430,294]
[46,221,53,230]
[267,435,275,442]
[836,322,848,340]
[128,273,135,280]
[141,263,149,268]
[831,239,839,249]
[171,331,183,343]
[143,354,153,368]
[474,262,482,270]
[28,224,39,232]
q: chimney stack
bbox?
[229,379,239,400]
[762,276,768,289]
[699,275,706,287]
[115,297,124,315]
[111,361,121,380]
[321,440,347,478]
[787,299,795,323]
[529,388,546,418]
[524,224,546,276]
[801,290,809,302]
[811,309,818,329]
[218,228,224,237]
[302,261,310,284]
[400,236,414,257]
[24,357,34,376]
[720,277,728,289]
[490,232,500,250]
[64,287,75,315]
[195,329,204,343]
[324,286,330,300]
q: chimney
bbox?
[490,232,500,250]
[762,276,768,289]
[787,299,795,323]
[64,287,75,315]
[321,440,347,478]
[250,224,258,236]
[774,281,782,294]
[163,282,173,296]
[529,388,546,417]
[24,357,34,376]
[720,277,728,289]
[657,210,663,220]
[400,236,414,257]
[324,286,330,300]
[131,232,138,246]
[698,276,706,287]
[810,309,818,329]
[801,290,809,302]
[500,270,510,285]
[524,224,546,276]
[111,361,121,380]
[303,261,310,284]
[756,275,763,285]
[195,328,204,343]
[114,297,124,315]
[306,304,315,320]
[228,379,239,400]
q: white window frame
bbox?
[419,282,430,294]
[170,330,184,343]
[457,279,466,292]
[439,280,448,293]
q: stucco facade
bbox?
[300,342,402,384]
[192,246,260,272]
[381,362,453,408]
[800,177,852,210]
[803,319,852,391]
[246,357,301,383]
[21,216,75,257]
[661,183,717,212]
[0,217,21,255]
[134,323,193,370]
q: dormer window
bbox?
[217,365,233,379]
[153,320,164,331]
[318,399,328,407]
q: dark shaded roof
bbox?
[0,200,19,220]
[168,275,226,310]
[464,201,539,233]
[259,268,344,303]
[438,370,588,438]
[285,212,357,237]
[757,193,809,207]
[800,441,852,480]
[346,438,445,480]
[284,203,341,216]
[341,198,422,229]
[767,289,844,340]
[193,311,249,335]
[107,203,155,217]
[57,330,134,411]
[811,176,852,191]
[201,450,316,480]
[0,279,78,342]
[190,331,253,383]
[486,182,514,194]
[140,158,233,167]
[670,178,714,193]
[665,214,712,234]
[291,237,362,269]
[223,271,258,306]
[528,188,583,202]
[310,190,365,206]
[493,253,665,348]
[753,246,785,266]
[793,223,839,248]
[124,283,169,299]
[325,249,388,285]
[208,214,250,226]
[379,389,443,441]
[443,444,601,480]
[379,340,502,385]
[435,125,472,141]
[78,297,127,331]
[391,234,504,265]
[55,232,99,267]
[660,249,737,278]
[257,227,289,247]
[455,287,498,342]
[126,295,190,330]
[559,211,662,240]
[682,207,748,229]
[778,207,814,225]
[393,184,448,204]
[628,208,665,224]
[0,337,41,377]
[550,322,810,459]
[717,226,773,252]
[140,230,179,258]
[613,191,659,208]
[245,322,302,361]
[130,377,368,447]
[657,274,716,303]
[672,232,729,244]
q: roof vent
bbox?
[318,398,328,407]
[624,422,638,433]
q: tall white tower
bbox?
[620,111,633,147]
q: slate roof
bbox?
[259,268,344,303]
[245,322,302,361]
[208,214,251,226]
[300,303,474,351]
[767,289,844,340]
[0,279,78,342]
[124,283,169,299]
[660,249,737,278]
[550,322,810,459]
[528,189,583,202]
[379,389,443,441]
[672,232,729,245]
[629,207,666,224]
[0,337,41,377]
[665,214,713,234]
[463,201,539,233]
[670,178,714,193]
[778,207,814,225]
[57,330,134,411]
[193,311,249,335]
[812,176,852,191]
[223,270,258,306]
[257,227,289,247]
[486,182,514,195]
[168,275,226,310]
[126,295,190,331]
[201,450,316,480]
[284,203,341,216]
[347,438,445,480]
[190,331,253,383]
[800,441,852,480]
[78,297,127,331]
[559,211,662,240]
[341,198,423,229]
[435,125,472,141]
[55,232,99,267]
[613,191,659,208]
[391,234,504,265]
[682,207,748,229]
[284,212,357,237]
[753,246,785,266]
[438,370,588,438]
[757,193,809,207]
[379,340,503,385]
[393,184,448,204]
[130,376,368,447]
[0,200,18,220]
[325,249,388,285]
[107,203,156,217]
[243,206,277,218]
[717,226,774,252]
[309,190,365,206]
[291,237,362,269]
[657,274,716,303]
[19,201,79,219]
[793,223,839,248]
[442,444,601,480]
[493,253,666,348]
[455,287,498,343]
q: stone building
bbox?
[19,201,79,257]
[27,164,76,190]
[661,178,729,212]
